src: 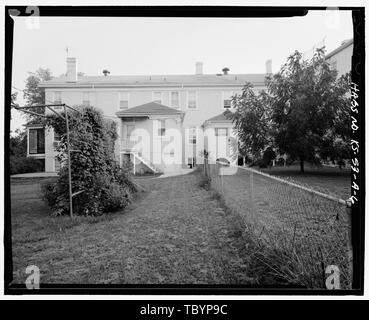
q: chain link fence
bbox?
[201,158,352,289]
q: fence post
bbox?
[346,200,353,289]
[250,171,254,223]
[64,105,73,218]
[204,156,208,178]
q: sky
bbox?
[10,9,353,132]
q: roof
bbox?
[116,102,184,117]
[39,73,267,88]
[326,39,354,60]
[205,111,233,123]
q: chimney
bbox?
[66,57,77,82]
[222,67,230,75]
[195,62,203,75]
[265,59,272,74]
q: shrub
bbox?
[40,180,58,207]
[10,156,44,174]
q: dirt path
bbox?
[11,172,253,284]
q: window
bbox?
[29,128,45,154]
[188,127,197,144]
[53,92,62,109]
[215,128,228,137]
[158,119,166,136]
[82,92,90,106]
[152,92,162,104]
[223,91,234,109]
[119,92,129,109]
[187,91,197,109]
[170,91,180,109]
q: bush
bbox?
[40,180,58,207]
[10,156,44,174]
[40,106,137,216]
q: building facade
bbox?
[326,38,353,76]
[29,58,269,174]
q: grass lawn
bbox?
[260,164,350,200]
[206,164,351,288]
[10,173,255,285]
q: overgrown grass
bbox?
[200,165,351,289]
[11,173,257,285]
[260,164,350,200]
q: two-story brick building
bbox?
[28,58,269,174]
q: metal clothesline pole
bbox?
[64,105,73,218]
[15,102,80,218]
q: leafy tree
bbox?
[228,83,273,163]
[23,68,53,121]
[267,48,351,172]
[11,92,19,109]
[10,129,27,157]
[41,105,136,216]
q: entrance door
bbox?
[215,128,229,160]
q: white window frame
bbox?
[27,126,45,156]
[186,90,197,110]
[170,91,180,109]
[152,91,162,104]
[118,92,130,110]
[222,90,234,110]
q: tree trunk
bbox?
[300,159,304,173]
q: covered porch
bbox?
[115,102,185,175]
